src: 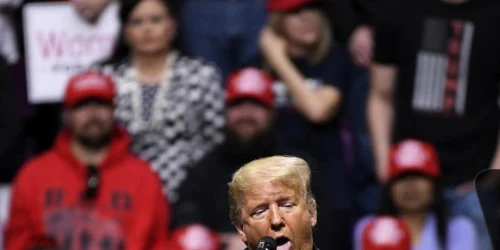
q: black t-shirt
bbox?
[374,0,500,186]
[273,45,350,166]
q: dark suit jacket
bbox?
[174,135,333,250]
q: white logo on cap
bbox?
[394,141,428,168]
[369,218,404,245]
[235,69,267,94]
[180,225,215,250]
[74,75,108,90]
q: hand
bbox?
[348,25,374,68]
[259,27,287,59]
[220,233,246,250]
[375,155,389,184]
[71,0,112,24]
[455,181,475,197]
[375,163,388,184]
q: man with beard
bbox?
[3,71,170,250]
[173,67,332,250]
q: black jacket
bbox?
[173,132,333,250]
[0,56,22,183]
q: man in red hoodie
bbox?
[3,71,170,250]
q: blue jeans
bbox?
[445,188,493,250]
[180,0,267,81]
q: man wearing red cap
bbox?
[3,71,170,250]
[360,216,411,250]
[174,67,332,250]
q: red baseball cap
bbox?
[362,216,411,250]
[64,71,116,107]
[226,67,275,108]
[388,139,440,181]
[267,0,318,12]
[171,224,221,250]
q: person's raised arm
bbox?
[367,0,400,182]
[368,64,397,182]
[259,27,342,124]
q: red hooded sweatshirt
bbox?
[3,128,170,250]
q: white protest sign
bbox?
[23,1,120,104]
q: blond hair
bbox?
[268,11,332,65]
[228,156,317,227]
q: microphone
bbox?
[256,237,277,250]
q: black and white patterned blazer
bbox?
[99,51,225,202]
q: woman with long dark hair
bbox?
[354,139,478,250]
[97,0,225,203]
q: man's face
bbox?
[237,181,316,250]
[226,100,273,141]
[65,100,115,149]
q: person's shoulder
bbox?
[175,53,223,88]
[355,215,376,229]
[446,215,478,245]
[91,58,132,80]
[124,157,164,189]
[122,154,156,176]
[14,150,60,183]
[194,145,223,169]
[352,215,377,249]
[123,152,150,166]
[447,215,476,233]
[354,215,377,236]
[175,52,222,78]
[24,149,60,170]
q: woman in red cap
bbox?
[354,139,478,250]
[260,0,351,248]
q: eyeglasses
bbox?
[85,165,100,200]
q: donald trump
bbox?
[228,156,319,250]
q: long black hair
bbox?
[377,173,449,249]
[99,0,182,67]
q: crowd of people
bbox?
[1,0,500,249]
